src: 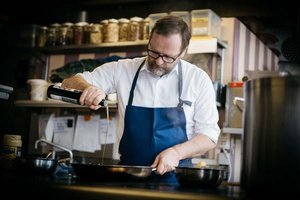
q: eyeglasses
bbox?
[147,49,181,63]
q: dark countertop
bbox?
[1,159,298,200]
[0,159,246,200]
[2,175,244,200]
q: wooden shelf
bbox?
[188,36,227,54]
[222,127,243,135]
[28,40,149,54]
[15,100,118,109]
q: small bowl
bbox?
[17,157,58,175]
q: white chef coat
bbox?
[79,56,220,159]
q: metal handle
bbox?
[35,138,73,164]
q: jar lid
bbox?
[130,16,143,22]
[108,18,119,24]
[100,19,108,24]
[3,134,22,147]
[75,22,89,27]
[62,22,74,27]
[40,26,48,30]
[49,23,61,28]
[3,134,21,140]
[118,18,130,23]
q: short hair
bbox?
[149,15,191,52]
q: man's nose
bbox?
[155,56,164,65]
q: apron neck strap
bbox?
[177,62,192,108]
[127,59,192,107]
[128,59,145,106]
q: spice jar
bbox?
[118,18,130,42]
[90,23,102,44]
[105,18,119,43]
[83,23,92,44]
[1,134,22,160]
[100,19,108,43]
[57,26,68,46]
[37,26,48,47]
[142,17,150,40]
[129,16,142,41]
[46,27,57,46]
[62,22,74,45]
[73,22,85,45]
[49,23,61,46]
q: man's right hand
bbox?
[80,85,106,110]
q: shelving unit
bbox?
[32,40,149,54]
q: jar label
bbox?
[1,145,20,159]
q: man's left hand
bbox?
[150,147,181,175]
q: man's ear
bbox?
[180,48,188,58]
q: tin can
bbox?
[1,134,22,160]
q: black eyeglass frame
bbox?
[147,48,184,63]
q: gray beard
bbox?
[147,60,179,77]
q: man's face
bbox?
[147,32,184,76]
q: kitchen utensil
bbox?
[175,166,225,188]
[72,163,155,181]
[16,157,58,175]
[241,76,300,194]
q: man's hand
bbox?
[150,147,181,175]
[80,85,106,110]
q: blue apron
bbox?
[119,60,192,183]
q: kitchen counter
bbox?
[2,175,244,200]
[1,159,297,200]
[0,159,245,200]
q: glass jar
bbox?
[90,23,102,44]
[46,27,57,46]
[1,134,22,160]
[105,18,119,43]
[62,22,74,45]
[118,18,129,42]
[142,17,150,40]
[37,26,48,47]
[100,19,108,43]
[129,16,142,41]
[83,23,92,44]
[73,22,84,45]
[57,27,68,46]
